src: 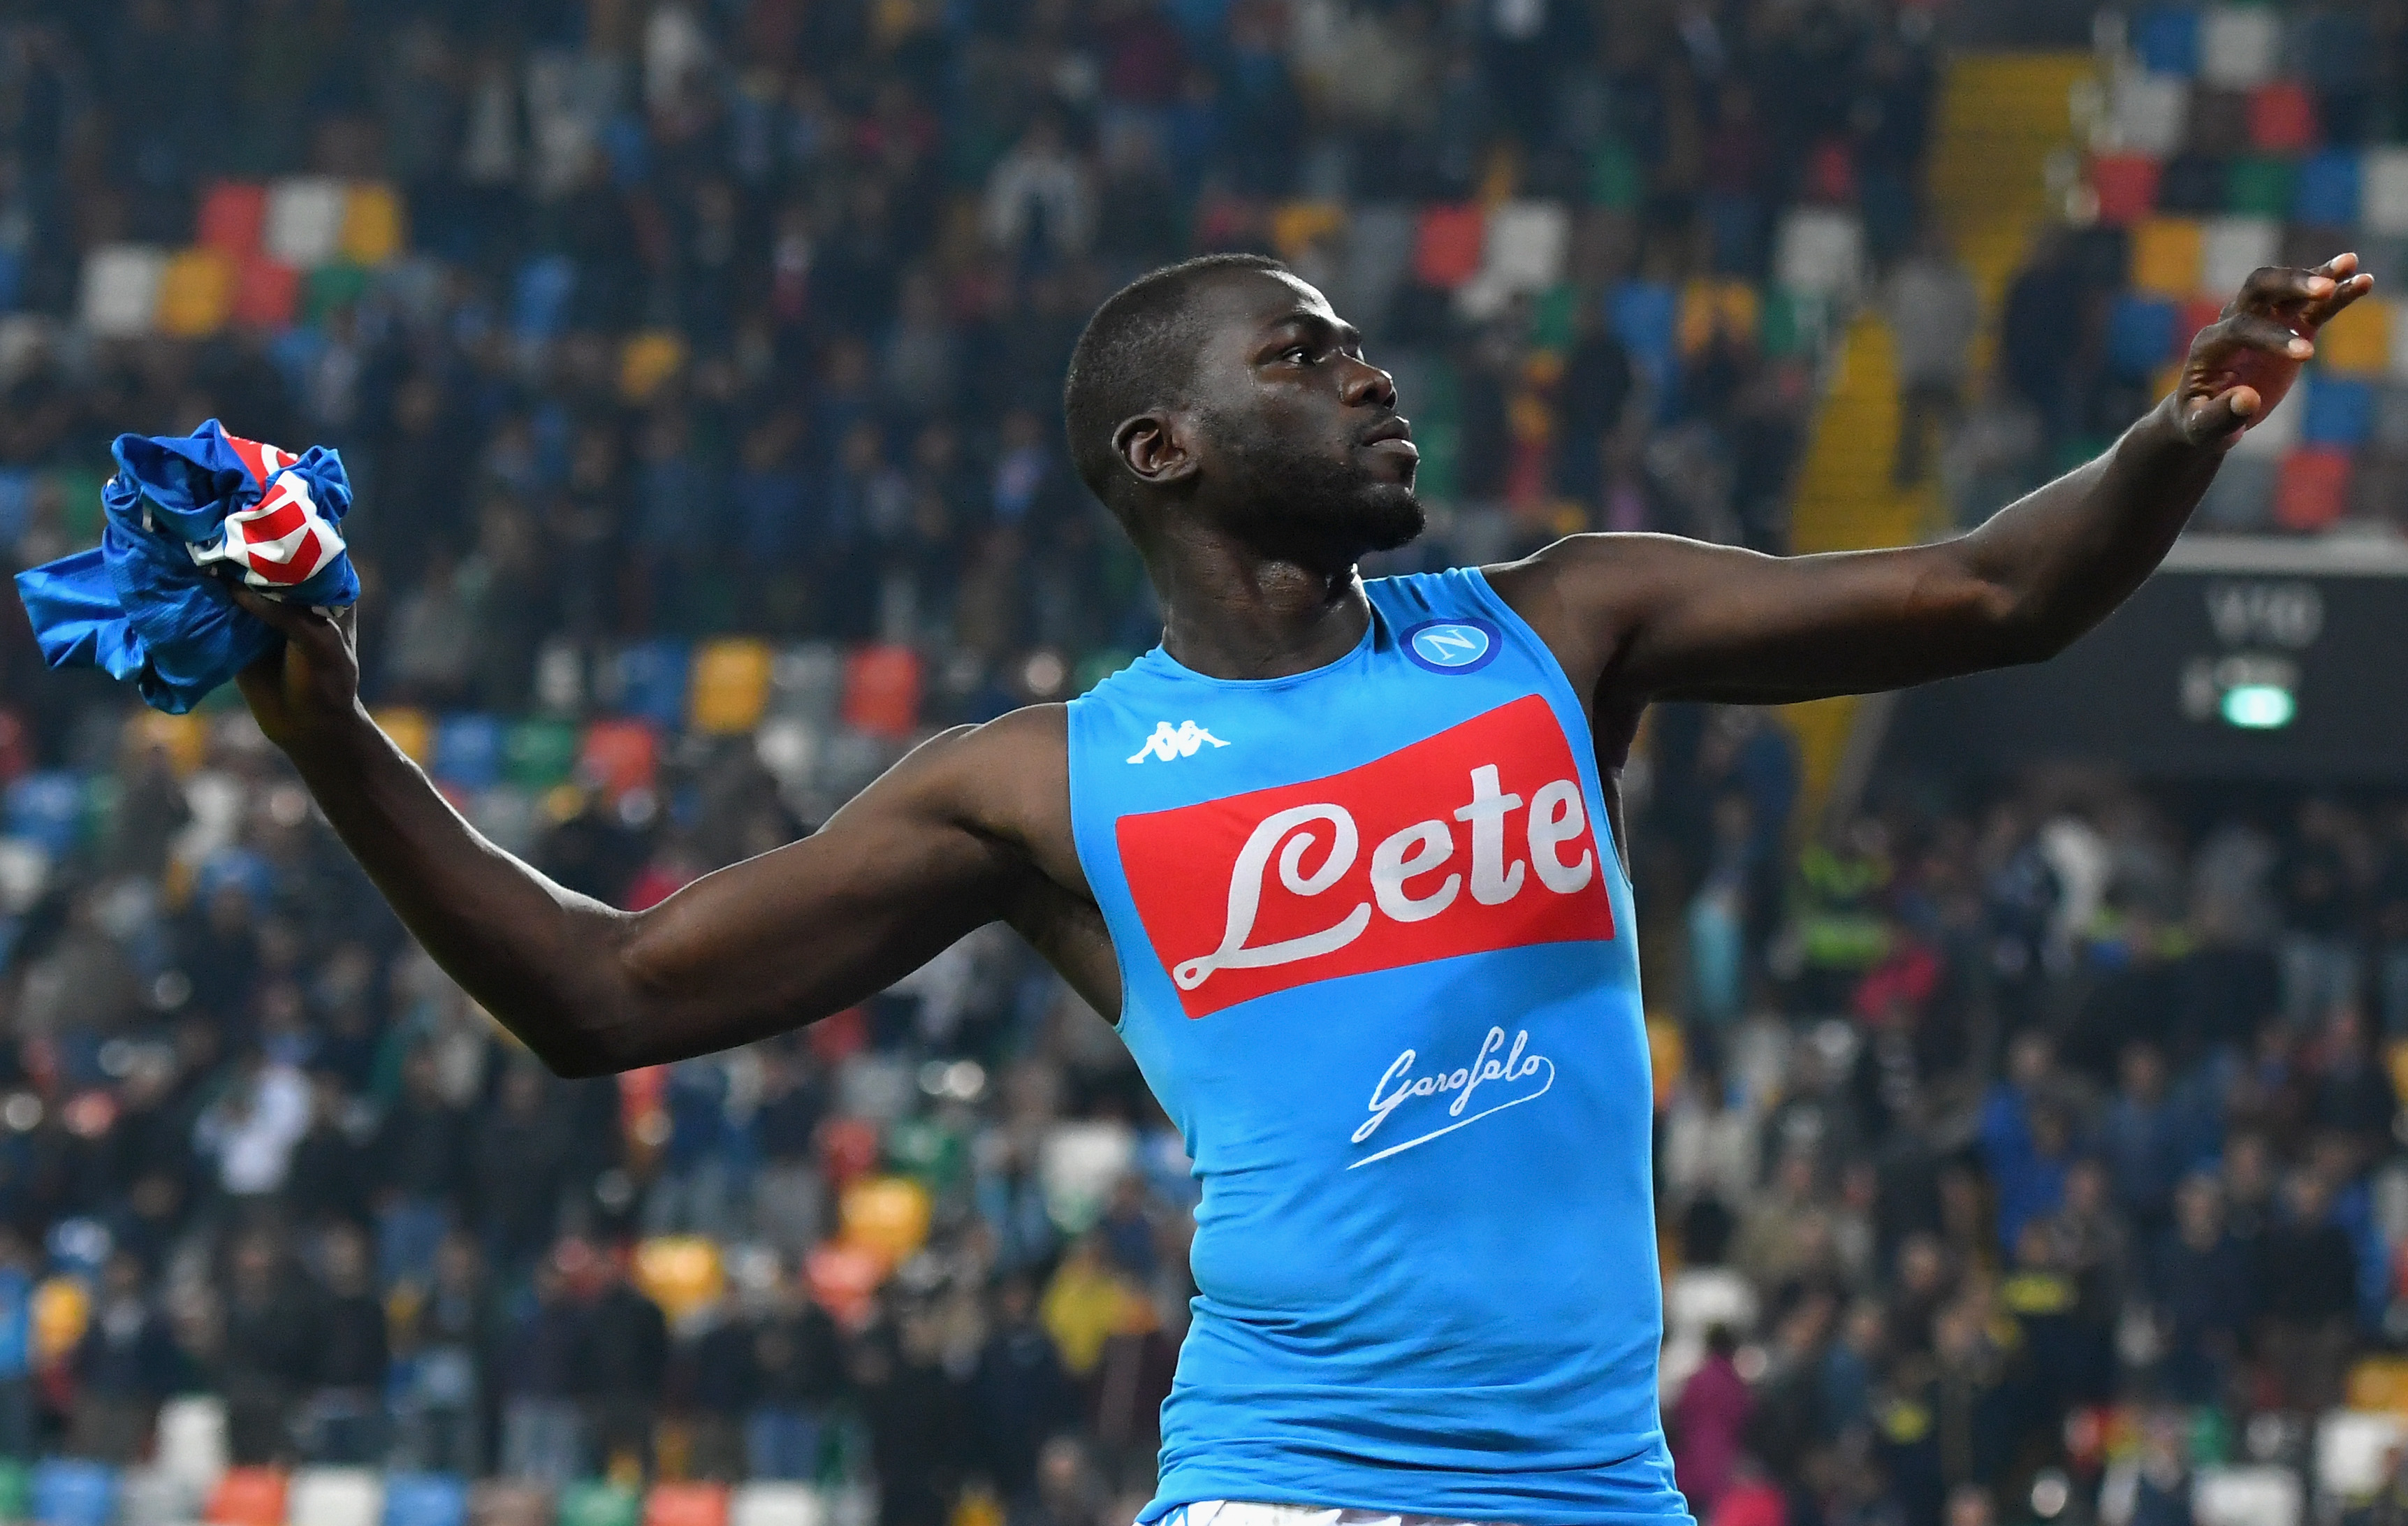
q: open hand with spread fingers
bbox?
[2175,252,2374,448]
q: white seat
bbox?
[770,644,846,725]
[2316,1409,2405,1502]
[2201,217,2283,301]
[1772,209,1865,301]
[152,1395,228,1495]
[288,1467,384,1526]
[80,246,170,338]
[118,1467,205,1526]
[263,177,350,269]
[1482,202,1570,294]
[2200,6,2282,89]
[2367,150,2408,237]
[729,1485,826,1526]
[2108,69,2190,158]
[2194,1465,2302,1526]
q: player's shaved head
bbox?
[1063,252,1289,514]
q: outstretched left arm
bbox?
[1492,256,2372,706]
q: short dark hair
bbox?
[1062,252,1288,513]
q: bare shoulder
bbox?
[1482,533,1728,695]
[878,703,1081,889]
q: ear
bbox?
[1111,410,1200,489]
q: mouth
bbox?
[1358,415,1419,460]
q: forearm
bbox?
[1953,395,2226,659]
[284,705,641,1075]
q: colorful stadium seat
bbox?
[2091,153,2162,225]
[2274,445,2353,531]
[689,639,774,736]
[504,718,581,791]
[839,646,922,741]
[2129,217,2204,297]
[556,1483,641,1526]
[1409,205,1485,290]
[157,249,235,338]
[641,1484,729,1526]
[381,1476,469,1526]
[2130,8,2201,76]
[2245,83,2319,155]
[264,179,349,270]
[80,246,169,338]
[432,714,505,792]
[2199,6,2280,89]
[2200,216,2281,299]
[467,1483,553,1526]
[289,1468,384,1526]
[727,1485,824,1526]
[198,183,270,259]
[31,1461,119,1526]
[576,718,659,799]
[2303,377,2376,448]
[205,1467,289,1526]
[232,255,301,328]
[2108,295,2180,378]
[634,1237,726,1324]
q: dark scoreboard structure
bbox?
[1888,535,2408,781]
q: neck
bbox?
[1143,518,1369,680]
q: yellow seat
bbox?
[339,183,405,266]
[2130,218,2205,299]
[156,249,235,337]
[689,639,773,736]
[2318,296,2390,377]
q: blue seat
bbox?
[2107,294,2180,379]
[2294,150,2362,226]
[2302,377,2376,447]
[31,1458,119,1526]
[613,640,692,730]
[383,1473,469,1526]
[432,713,504,791]
[2131,6,2201,76]
[3,773,82,858]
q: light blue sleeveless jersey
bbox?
[1065,569,1688,1525]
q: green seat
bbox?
[1528,284,1582,352]
[2225,155,2297,218]
[305,262,372,322]
[0,1458,30,1521]
[556,1481,641,1526]
[504,718,580,790]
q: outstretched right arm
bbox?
[231,592,1059,1076]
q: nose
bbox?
[1341,354,1396,412]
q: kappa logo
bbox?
[1128,720,1230,764]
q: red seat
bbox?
[197,182,268,258]
[231,256,298,328]
[644,1484,731,1526]
[840,646,923,741]
[1410,205,1485,289]
[2091,153,2162,225]
[2248,82,2319,153]
[2274,446,2352,532]
[205,1468,288,1526]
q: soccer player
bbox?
[231,253,2367,1525]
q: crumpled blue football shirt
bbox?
[13,420,358,713]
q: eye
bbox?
[1282,344,1314,364]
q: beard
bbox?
[1211,428,1427,564]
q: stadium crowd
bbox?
[6,1,2408,1526]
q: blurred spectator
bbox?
[1888,229,1978,488]
[69,1253,178,1462]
